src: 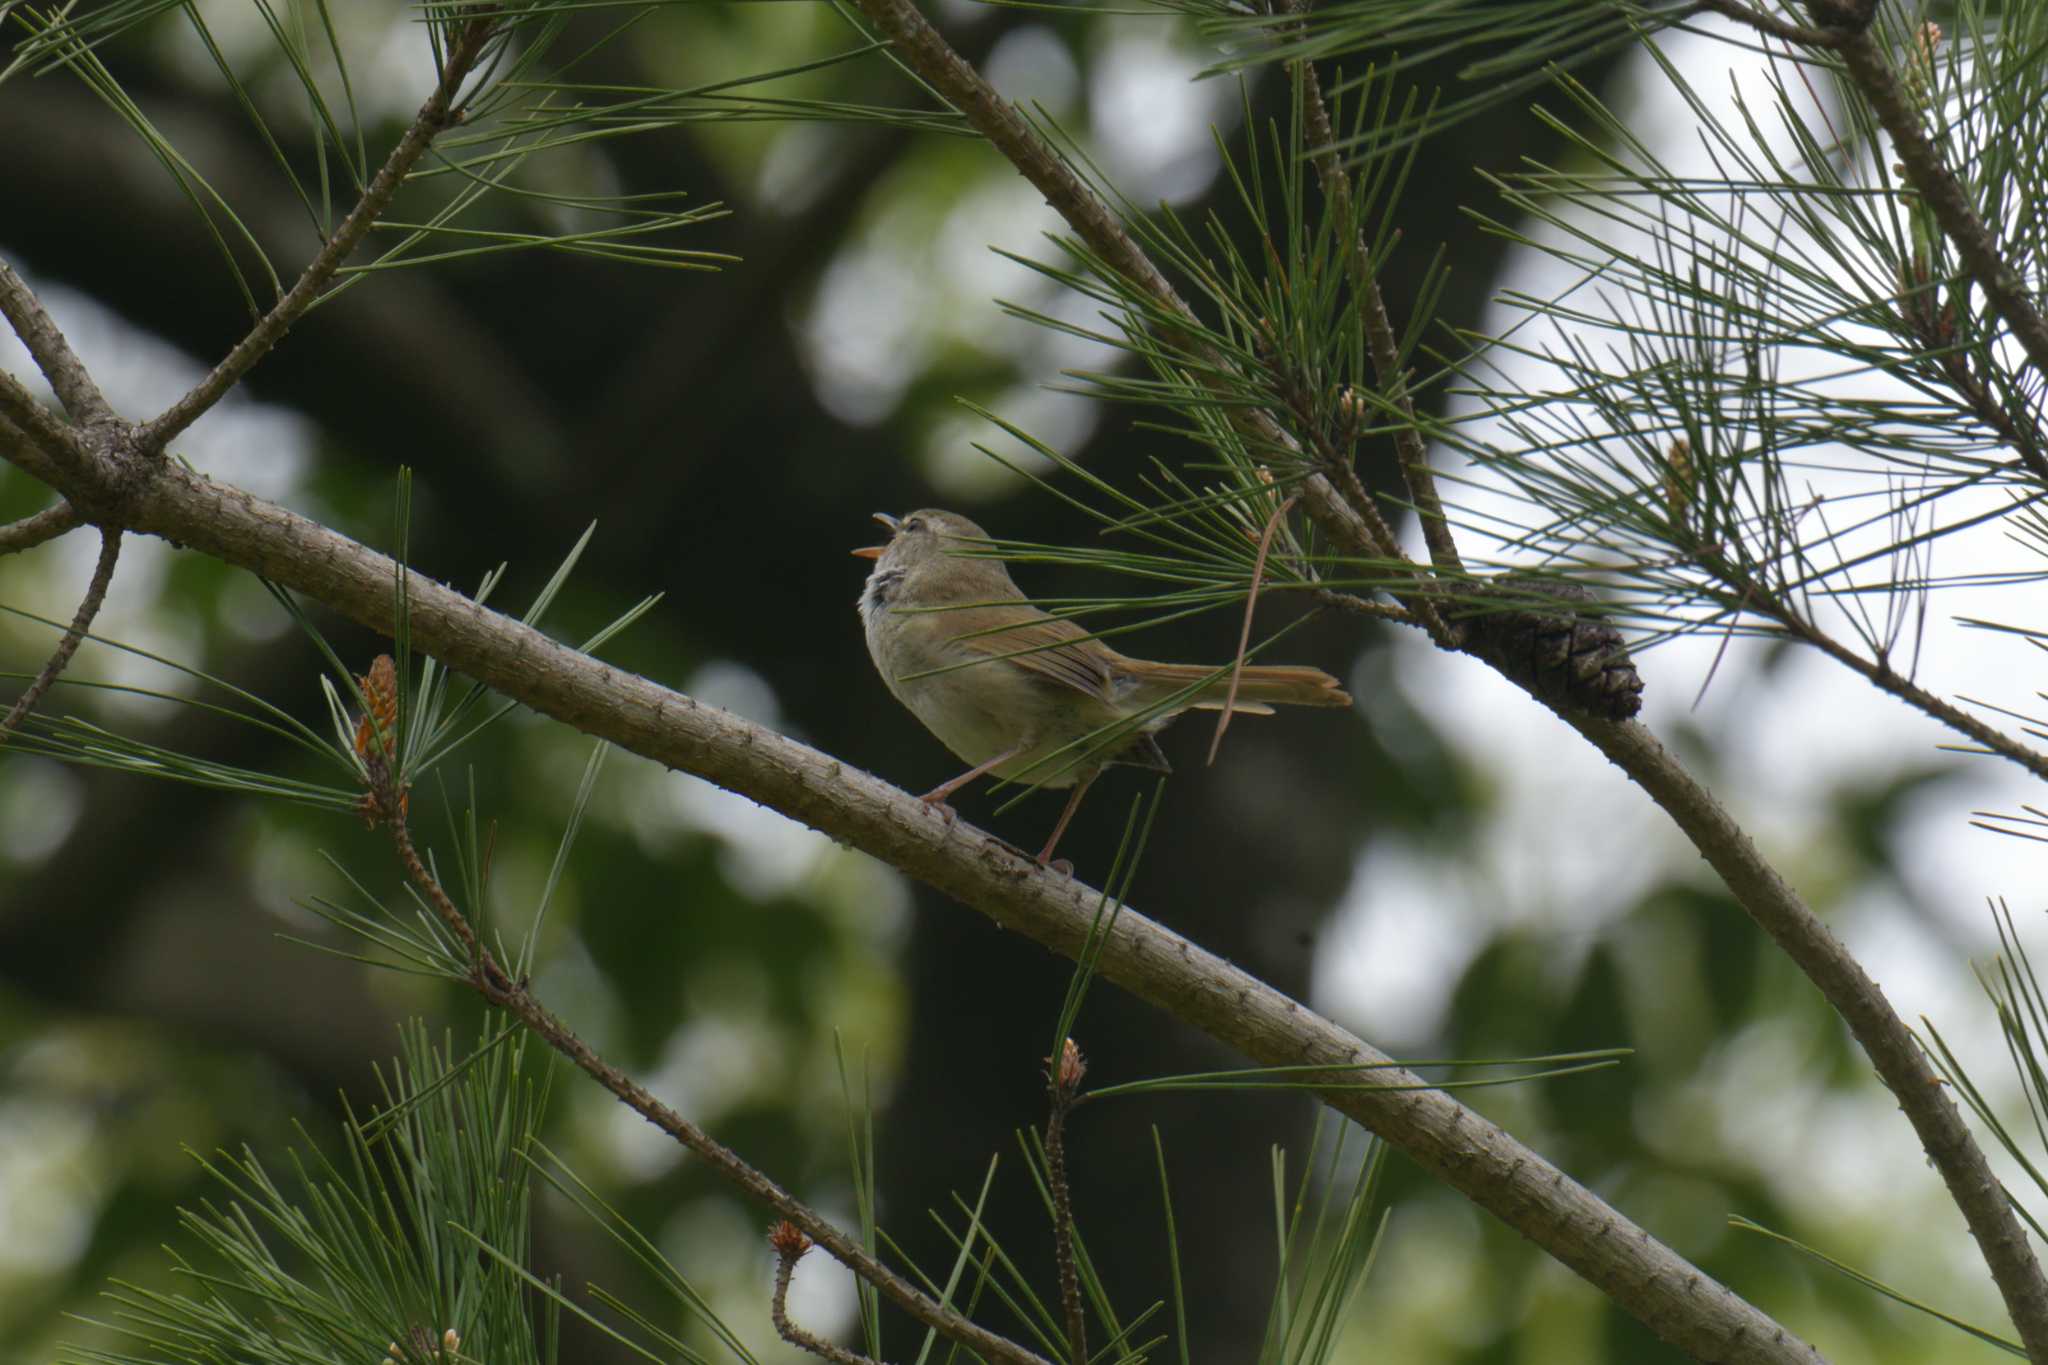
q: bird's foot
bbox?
[917,793,959,826]
[1040,857,1074,878]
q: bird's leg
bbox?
[1035,769,1099,871]
[919,743,1029,812]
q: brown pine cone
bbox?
[1456,575,1644,720]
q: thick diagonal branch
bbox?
[1571,713,2048,1360]
[14,442,1824,1364]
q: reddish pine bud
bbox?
[769,1220,813,1261]
[1054,1037,1087,1092]
[353,654,400,761]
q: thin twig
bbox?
[369,783,1050,1365]
[0,257,113,427]
[1290,58,1464,580]
[0,499,79,555]
[391,819,480,958]
[484,960,1049,1365]
[136,15,501,454]
[1312,589,1416,624]
[1045,1038,1087,1365]
[843,0,1445,639]
[1704,552,2048,782]
[1836,29,2048,386]
[0,362,95,481]
[1787,608,2048,781]
[0,524,120,744]
[771,1223,889,1365]
[1209,494,1298,765]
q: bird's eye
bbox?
[903,517,925,533]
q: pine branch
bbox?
[1417,11,2048,1336]
[843,0,1452,641]
[1326,318,2048,1365]
[1291,55,1463,578]
[5,2,2026,1354]
[1750,574,2048,782]
[1835,28,2048,394]
[136,12,502,454]
[822,0,2048,1351]
[0,415,1828,1362]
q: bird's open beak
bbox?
[851,512,898,560]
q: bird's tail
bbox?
[1130,662,1351,714]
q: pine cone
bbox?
[1458,575,1643,720]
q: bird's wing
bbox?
[950,606,1117,703]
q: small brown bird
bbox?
[854,509,1351,865]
